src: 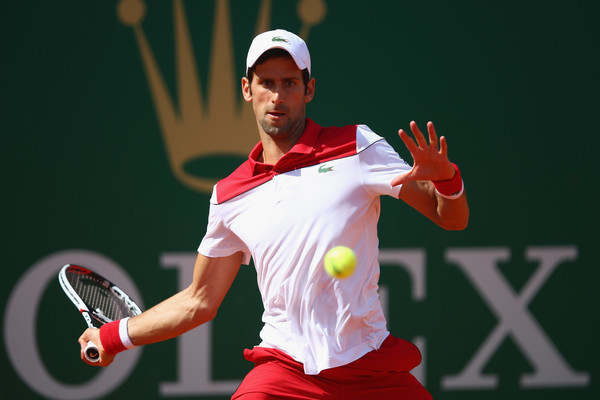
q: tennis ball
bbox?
[324,246,357,279]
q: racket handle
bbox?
[84,341,100,362]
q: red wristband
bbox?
[433,163,463,197]
[99,320,127,355]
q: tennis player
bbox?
[79,29,469,399]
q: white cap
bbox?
[246,29,311,76]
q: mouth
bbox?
[267,109,286,119]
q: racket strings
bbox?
[67,272,133,322]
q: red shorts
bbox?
[232,335,432,400]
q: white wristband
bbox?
[119,317,136,349]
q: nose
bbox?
[271,85,284,104]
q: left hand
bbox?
[391,121,456,186]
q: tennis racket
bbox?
[58,263,143,362]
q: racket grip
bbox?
[84,341,100,362]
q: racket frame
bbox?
[58,263,141,362]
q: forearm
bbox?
[430,164,469,229]
[433,183,469,230]
[126,252,242,347]
[399,180,469,230]
[79,253,242,366]
[127,285,216,347]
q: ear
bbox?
[304,77,315,104]
[241,77,252,102]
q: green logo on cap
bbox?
[272,36,289,43]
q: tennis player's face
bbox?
[243,56,315,140]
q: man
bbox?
[79,29,469,399]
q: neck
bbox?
[258,118,306,164]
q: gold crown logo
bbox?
[117,0,327,192]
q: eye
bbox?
[260,79,273,88]
[284,79,297,88]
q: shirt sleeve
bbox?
[356,124,412,198]
[198,199,252,265]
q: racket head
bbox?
[58,264,142,328]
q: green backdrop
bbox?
[2,0,598,399]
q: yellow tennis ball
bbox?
[324,246,357,279]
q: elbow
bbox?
[433,194,470,231]
[439,210,469,231]
[443,219,469,231]
[204,301,219,322]
[190,298,219,325]
[185,288,220,327]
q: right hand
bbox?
[78,327,115,367]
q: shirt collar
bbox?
[248,118,322,175]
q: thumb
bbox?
[391,171,412,187]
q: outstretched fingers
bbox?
[398,129,418,153]
[393,120,455,184]
[403,121,441,153]
[439,135,448,157]
[426,121,439,150]
[409,121,429,148]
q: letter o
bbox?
[4,250,144,399]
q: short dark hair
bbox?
[247,48,310,88]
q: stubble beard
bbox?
[259,112,305,140]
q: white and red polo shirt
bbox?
[198,118,411,375]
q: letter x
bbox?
[442,247,589,389]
